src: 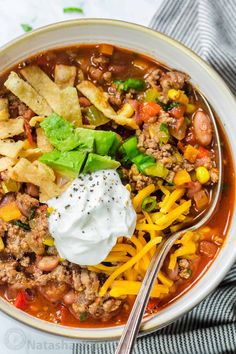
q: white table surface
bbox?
[0,0,163,353]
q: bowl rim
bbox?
[0,18,235,341]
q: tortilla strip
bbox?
[0,117,24,139]
[9,158,61,202]
[0,98,10,121]
[59,86,82,125]
[0,157,16,172]
[54,64,77,89]
[0,140,24,158]
[77,81,138,129]
[4,72,52,116]
[21,65,82,126]
[36,128,53,152]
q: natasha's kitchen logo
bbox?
[4,328,73,351]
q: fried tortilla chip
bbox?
[0,117,24,139]
[0,140,24,158]
[9,158,62,202]
[77,81,138,129]
[36,128,53,152]
[21,65,82,126]
[0,98,10,121]
[4,72,52,116]
[0,157,16,172]
[54,64,77,89]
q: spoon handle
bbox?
[115,231,182,354]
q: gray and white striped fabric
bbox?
[74,1,236,353]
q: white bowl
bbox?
[0,19,235,340]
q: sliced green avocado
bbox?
[39,150,87,178]
[83,153,120,174]
[40,113,81,152]
[76,128,121,156]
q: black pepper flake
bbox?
[82,230,85,233]
[86,199,89,202]
[73,188,78,192]
[70,194,72,197]
[112,197,115,200]
[65,204,70,209]
[90,189,93,192]
[89,176,93,181]
[87,212,90,215]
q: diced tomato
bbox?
[146,298,158,312]
[24,120,35,147]
[177,141,186,153]
[197,146,209,158]
[169,104,186,119]
[138,102,161,122]
[58,305,68,324]
[14,290,28,310]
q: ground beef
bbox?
[70,268,123,321]
[123,165,156,191]
[0,260,32,288]
[5,224,32,258]
[25,211,49,255]
[108,85,123,107]
[178,258,191,279]
[16,193,39,218]
[145,68,162,88]
[8,94,34,119]
[160,71,189,92]
[137,123,195,175]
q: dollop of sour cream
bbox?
[47,170,136,265]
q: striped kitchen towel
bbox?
[74,1,236,353]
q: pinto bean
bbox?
[108,64,126,74]
[193,111,212,146]
[39,281,69,302]
[79,97,91,107]
[63,290,76,305]
[37,256,59,272]
[25,183,39,198]
[199,240,218,258]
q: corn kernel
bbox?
[42,238,54,247]
[168,89,180,101]
[186,103,197,114]
[47,207,55,214]
[178,91,189,105]
[196,166,210,184]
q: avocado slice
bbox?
[40,113,81,152]
[76,128,121,156]
[83,153,120,174]
[39,150,87,178]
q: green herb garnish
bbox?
[156,99,180,112]
[186,268,192,276]
[28,207,36,220]
[63,7,84,13]
[141,197,157,212]
[12,220,31,231]
[160,123,169,134]
[114,79,145,92]
[79,312,88,321]
[21,24,33,32]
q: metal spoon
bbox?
[115,92,222,354]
